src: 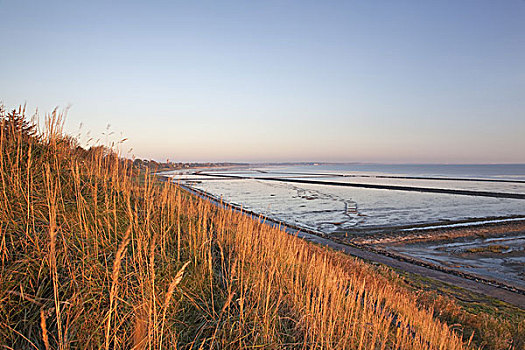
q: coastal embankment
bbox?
[3,106,523,349]
[174,180,525,309]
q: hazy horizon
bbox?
[1,0,524,163]
[154,160,525,166]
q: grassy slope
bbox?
[0,106,522,349]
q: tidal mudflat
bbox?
[166,164,525,232]
[385,230,525,290]
[165,164,525,291]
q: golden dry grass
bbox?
[0,105,500,349]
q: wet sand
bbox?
[338,219,525,245]
[173,180,525,309]
[369,223,525,292]
[198,172,525,199]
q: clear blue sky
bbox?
[1,0,524,163]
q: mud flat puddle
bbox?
[385,233,525,290]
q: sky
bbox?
[1,0,524,163]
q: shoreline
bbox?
[166,177,525,308]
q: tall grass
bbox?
[0,105,471,349]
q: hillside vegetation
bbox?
[0,105,521,349]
